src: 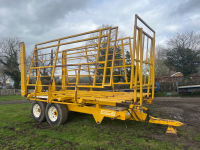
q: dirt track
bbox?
[153,97,200,126]
[143,97,200,149]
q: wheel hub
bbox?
[53,111,58,116]
[37,108,41,113]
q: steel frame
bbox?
[20,14,183,134]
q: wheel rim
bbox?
[33,104,41,118]
[48,106,58,122]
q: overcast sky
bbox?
[0,0,199,53]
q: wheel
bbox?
[45,103,68,125]
[31,101,47,122]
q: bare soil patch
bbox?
[143,97,200,149]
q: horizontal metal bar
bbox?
[109,43,129,48]
[113,83,130,85]
[136,26,153,39]
[36,35,109,50]
[55,64,132,73]
[108,59,123,62]
[131,84,153,88]
[30,76,50,78]
[61,44,98,53]
[27,84,36,86]
[31,66,53,69]
[136,14,155,33]
[61,54,97,60]
[33,59,55,62]
[34,52,56,57]
[56,62,98,67]
[77,85,103,88]
[134,59,153,65]
[36,27,117,46]
[64,48,97,56]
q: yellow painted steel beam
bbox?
[20,42,27,97]
[139,28,143,106]
[62,51,67,90]
[152,36,155,99]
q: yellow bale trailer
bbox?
[20,14,183,134]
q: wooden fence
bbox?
[0,89,21,96]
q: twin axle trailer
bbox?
[20,14,184,134]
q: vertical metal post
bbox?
[85,48,92,91]
[110,68,115,92]
[20,42,27,97]
[147,40,153,97]
[62,51,67,90]
[121,39,128,83]
[74,65,81,104]
[128,37,133,84]
[134,29,140,102]
[34,68,41,100]
[35,50,38,76]
[152,33,155,99]
[51,49,53,73]
[139,28,143,106]
[103,28,111,86]
[110,27,118,86]
[144,38,149,85]
[47,40,60,103]
[93,30,102,86]
[27,45,36,87]
[131,26,136,89]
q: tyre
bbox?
[45,103,68,125]
[31,101,47,122]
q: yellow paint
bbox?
[19,42,27,97]
[166,126,177,135]
[20,14,184,134]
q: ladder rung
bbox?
[33,59,55,62]
[27,84,36,86]
[30,66,54,69]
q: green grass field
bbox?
[0,95,27,102]
[0,103,199,150]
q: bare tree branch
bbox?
[166,31,200,50]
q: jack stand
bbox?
[166,126,177,135]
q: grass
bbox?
[0,95,27,101]
[195,133,200,141]
[0,103,195,150]
[154,92,200,97]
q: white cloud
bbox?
[0,0,199,51]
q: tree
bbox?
[0,63,9,84]
[0,37,21,88]
[164,46,200,77]
[155,45,169,77]
[166,31,200,50]
[164,31,200,76]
